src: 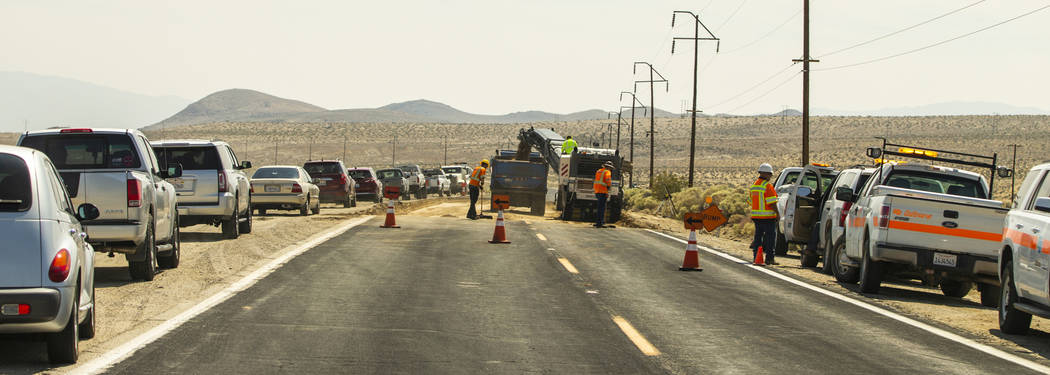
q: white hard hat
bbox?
[758,163,773,173]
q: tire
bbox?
[158,215,181,269]
[78,282,95,339]
[999,261,1032,334]
[47,285,79,364]
[858,232,884,294]
[775,232,788,256]
[343,194,352,208]
[300,197,310,216]
[222,200,240,239]
[800,250,819,268]
[831,239,859,283]
[128,217,157,281]
[351,194,357,207]
[821,227,834,275]
[939,279,973,298]
[238,198,253,234]
[555,189,564,211]
[608,197,622,222]
[531,197,545,216]
[403,188,412,201]
[562,197,574,221]
[979,283,1001,307]
[312,197,321,214]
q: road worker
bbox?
[561,136,578,154]
[593,160,614,228]
[466,159,489,220]
[749,163,780,265]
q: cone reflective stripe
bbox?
[754,245,765,266]
[380,200,400,228]
[679,229,702,271]
[488,209,511,244]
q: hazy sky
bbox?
[3,0,1048,115]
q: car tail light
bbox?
[218,171,228,193]
[49,249,71,282]
[340,174,349,185]
[839,201,853,227]
[249,183,254,193]
[0,304,31,316]
[878,205,891,229]
[59,128,93,133]
[292,183,302,193]
[127,178,141,207]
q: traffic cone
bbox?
[380,199,400,228]
[679,229,702,271]
[488,209,511,244]
[754,245,765,266]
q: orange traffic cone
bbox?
[754,245,765,266]
[679,229,702,271]
[488,209,511,244]
[380,199,400,228]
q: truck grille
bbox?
[576,179,594,192]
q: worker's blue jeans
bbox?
[751,218,777,263]
[595,193,608,226]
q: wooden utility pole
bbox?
[634,62,668,186]
[792,0,818,165]
[1010,144,1021,197]
[672,10,719,188]
[620,92,646,188]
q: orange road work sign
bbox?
[383,186,401,199]
[492,194,510,210]
[684,204,728,232]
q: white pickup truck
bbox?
[18,128,183,281]
[998,162,1050,334]
[839,145,1012,305]
[775,164,839,256]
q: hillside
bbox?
[147,89,326,129]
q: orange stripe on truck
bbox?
[887,220,1002,242]
[1004,227,1045,253]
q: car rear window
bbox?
[423,169,443,176]
[442,167,460,175]
[252,167,299,179]
[304,162,343,175]
[377,169,402,179]
[0,153,31,212]
[348,170,372,179]
[154,146,221,170]
[883,170,986,198]
[20,134,141,169]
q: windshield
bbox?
[797,172,838,191]
[423,169,443,176]
[304,162,343,175]
[348,170,372,179]
[377,169,402,179]
[0,153,31,212]
[20,134,141,169]
[397,165,417,173]
[155,146,220,170]
[884,170,986,198]
[252,167,299,179]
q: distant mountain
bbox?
[815,101,1050,116]
[0,71,189,132]
[146,93,681,128]
[771,109,802,117]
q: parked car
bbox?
[376,168,409,200]
[348,167,382,203]
[397,164,427,199]
[303,160,356,208]
[152,140,253,239]
[998,162,1050,334]
[812,167,875,273]
[442,165,470,194]
[0,145,101,364]
[250,166,320,215]
[774,163,839,255]
[424,168,451,196]
[19,128,181,281]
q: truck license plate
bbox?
[265,185,280,192]
[933,253,957,268]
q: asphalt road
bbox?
[101,215,1044,374]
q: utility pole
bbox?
[792,0,819,165]
[634,62,669,186]
[672,10,719,188]
[392,133,397,166]
[342,136,347,162]
[619,92,647,188]
[1009,144,1021,198]
[607,111,623,152]
[444,135,448,165]
[274,141,278,165]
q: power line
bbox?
[722,8,801,54]
[706,63,797,109]
[817,3,1050,72]
[816,0,987,59]
[715,0,749,32]
[724,70,802,114]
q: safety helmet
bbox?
[758,163,773,173]
[603,161,615,168]
[480,159,490,167]
[566,135,572,139]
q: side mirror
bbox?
[866,147,883,159]
[240,161,252,170]
[164,163,184,179]
[76,203,100,221]
[997,166,1013,179]
[835,186,855,202]
[1035,197,1050,214]
[797,186,813,198]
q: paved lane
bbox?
[103,216,662,374]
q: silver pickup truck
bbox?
[18,128,182,281]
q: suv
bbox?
[18,128,181,281]
[303,160,356,207]
[398,164,427,199]
[151,140,252,239]
[349,167,382,203]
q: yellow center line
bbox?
[557,257,579,274]
[536,233,548,241]
[611,316,661,356]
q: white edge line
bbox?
[73,216,373,375]
[644,229,1050,374]
[536,233,548,241]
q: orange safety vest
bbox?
[469,166,487,186]
[749,178,778,219]
[593,168,612,194]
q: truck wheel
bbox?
[831,240,859,283]
[78,282,95,339]
[238,199,253,234]
[222,200,240,239]
[159,215,181,269]
[775,233,788,256]
[47,284,79,364]
[300,198,310,216]
[351,194,357,207]
[820,227,834,275]
[403,189,412,201]
[312,198,321,214]
[562,197,574,221]
[343,194,352,208]
[555,190,564,211]
[609,197,622,222]
[939,280,973,298]
[531,197,546,216]
[858,233,883,293]
[978,283,1001,307]
[999,261,1032,334]
[129,218,157,281]
[800,250,819,268]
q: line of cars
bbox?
[772,141,1050,336]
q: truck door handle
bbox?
[1034,228,1041,234]
[69,229,78,236]
[1016,224,1024,229]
